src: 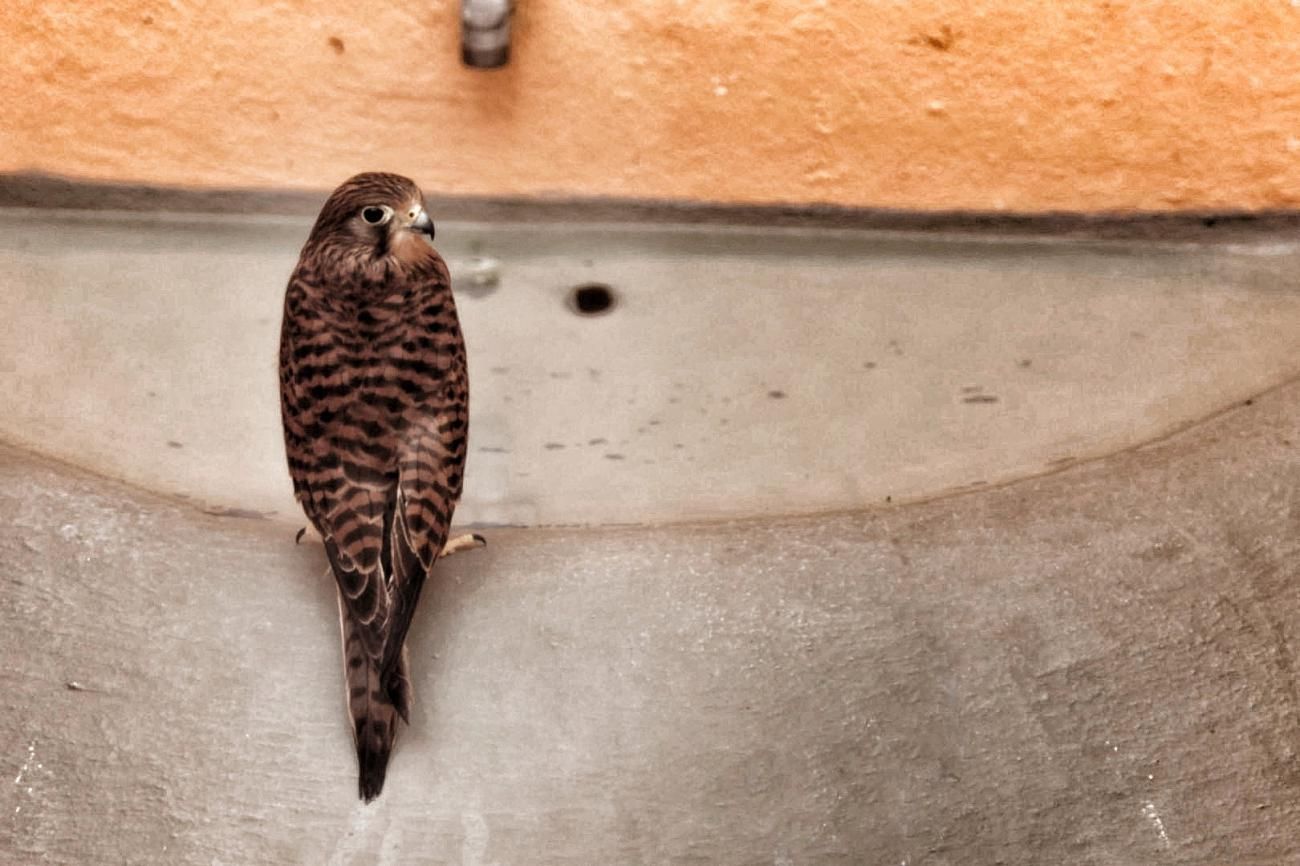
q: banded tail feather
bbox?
[338,591,411,801]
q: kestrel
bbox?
[279,172,478,801]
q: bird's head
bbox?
[304,172,441,280]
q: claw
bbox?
[439,532,488,558]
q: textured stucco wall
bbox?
[3,1,1299,211]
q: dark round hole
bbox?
[570,283,615,316]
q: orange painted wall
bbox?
[3,1,1298,211]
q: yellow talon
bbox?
[439,533,487,558]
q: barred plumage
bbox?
[279,173,469,801]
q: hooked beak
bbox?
[409,207,435,239]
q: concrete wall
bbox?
[4,1,1299,211]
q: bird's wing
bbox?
[280,310,394,659]
[378,407,466,678]
[316,469,395,660]
[298,461,395,661]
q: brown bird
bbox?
[279,172,478,801]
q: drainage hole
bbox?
[569,283,616,316]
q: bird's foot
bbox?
[439,533,487,559]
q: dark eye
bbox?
[362,207,387,225]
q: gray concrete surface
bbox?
[3,372,1300,864]
[5,209,1300,863]
[4,209,1300,525]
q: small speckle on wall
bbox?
[11,739,42,817]
[1142,801,1171,848]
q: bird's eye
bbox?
[361,206,390,225]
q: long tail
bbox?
[337,592,411,801]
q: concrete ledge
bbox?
[6,208,1300,526]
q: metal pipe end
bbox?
[462,45,510,69]
[462,0,513,69]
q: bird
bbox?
[279,172,479,801]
